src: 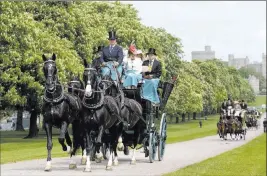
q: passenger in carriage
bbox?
[141,48,162,105]
[234,101,243,124]
[122,44,143,89]
[92,45,104,70]
[221,99,227,112]
[240,100,248,110]
[99,30,124,82]
[220,99,227,120]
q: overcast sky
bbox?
[123,1,266,63]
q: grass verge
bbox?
[164,133,266,176]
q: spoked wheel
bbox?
[158,113,167,161]
[101,143,110,160]
[149,131,157,163]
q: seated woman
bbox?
[122,45,143,89]
[141,48,162,105]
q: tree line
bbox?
[0,1,255,137]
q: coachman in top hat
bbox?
[99,30,124,82]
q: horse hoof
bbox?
[62,146,67,151]
[69,163,77,169]
[130,160,136,165]
[81,158,87,165]
[44,165,52,172]
[83,168,91,172]
[66,146,72,154]
[113,161,119,166]
[106,166,113,170]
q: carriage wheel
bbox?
[101,143,110,160]
[158,113,167,161]
[149,132,157,163]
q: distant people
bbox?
[199,120,202,128]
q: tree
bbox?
[0,2,83,135]
[0,1,256,128]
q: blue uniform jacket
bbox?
[99,45,124,65]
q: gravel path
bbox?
[1,113,265,176]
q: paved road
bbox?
[1,113,265,176]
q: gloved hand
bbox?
[101,62,106,67]
[114,62,119,67]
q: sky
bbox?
[123,1,266,63]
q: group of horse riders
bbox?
[91,30,162,106]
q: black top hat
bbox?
[146,48,157,55]
[93,45,104,54]
[108,31,117,40]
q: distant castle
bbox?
[191,46,215,61]
[228,53,266,79]
[191,46,266,94]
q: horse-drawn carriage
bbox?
[244,108,259,130]
[217,102,247,141]
[41,54,176,172]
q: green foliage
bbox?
[166,59,255,115]
[0,1,255,115]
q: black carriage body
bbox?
[121,80,173,162]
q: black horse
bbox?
[99,63,145,164]
[67,75,109,168]
[42,53,82,171]
[81,61,124,172]
[65,75,88,168]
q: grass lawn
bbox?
[0,96,265,164]
[166,117,217,144]
[164,133,266,176]
[249,95,266,107]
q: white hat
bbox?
[136,50,142,54]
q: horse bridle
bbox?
[44,60,58,93]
